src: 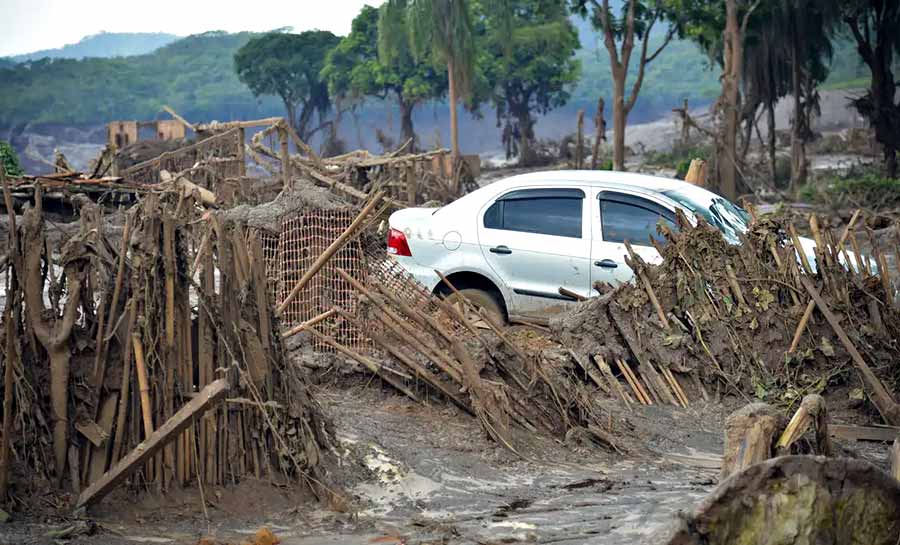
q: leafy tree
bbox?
[0,140,24,177]
[321,3,446,150]
[841,0,900,178]
[479,1,581,165]
[234,30,341,141]
[570,0,681,171]
[405,0,477,162]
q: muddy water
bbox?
[269,389,719,545]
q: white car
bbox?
[386,170,817,324]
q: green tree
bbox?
[405,0,477,162]
[234,30,341,141]
[321,3,446,150]
[570,0,681,171]
[480,1,581,166]
[841,0,900,178]
[0,141,23,177]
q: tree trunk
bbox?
[448,60,460,160]
[516,110,534,167]
[715,0,741,201]
[789,36,804,192]
[49,346,70,485]
[399,98,416,153]
[871,51,899,179]
[767,101,776,183]
[612,71,627,171]
[591,97,606,169]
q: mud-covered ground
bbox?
[0,382,728,545]
[0,374,894,545]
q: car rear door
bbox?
[477,186,591,317]
[590,189,677,286]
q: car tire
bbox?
[444,288,506,327]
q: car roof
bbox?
[493,169,691,193]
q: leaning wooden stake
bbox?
[76,379,229,509]
[276,190,384,316]
[800,276,900,425]
[624,241,669,330]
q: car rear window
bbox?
[484,188,583,238]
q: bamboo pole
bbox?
[1,289,17,499]
[163,217,176,349]
[111,300,137,464]
[132,334,154,438]
[276,191,384,316]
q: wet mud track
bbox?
[306,388,719,545]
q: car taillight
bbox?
[387,228,412,257]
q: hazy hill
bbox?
[7,32,180,62]
[0,31,281,126]
[0,24,872,152]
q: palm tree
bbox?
[406,0,476,164]
[780,0,838,190]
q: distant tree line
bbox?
[234,0,900,197]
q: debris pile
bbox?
[299,244,621,454]
[0,180,338,510]
[553,210,900,425]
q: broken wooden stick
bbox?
[76,379,229,508]
[280,308,338,339]
[593,356,633,406]
[788,300,815,354]
[799,276,900,425]
[276,191,384,316]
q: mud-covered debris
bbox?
[552,210,900,422]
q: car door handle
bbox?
[595,259,618,268]
[490,245,512,255]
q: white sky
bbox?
[0,0,383,57]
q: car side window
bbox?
[484,188,584,238]
[599,193,675,245]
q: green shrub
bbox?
[643,144,712,172]
[0,141,23,177]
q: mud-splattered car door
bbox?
[477,186,591,318]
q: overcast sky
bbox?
[0,0,383,57]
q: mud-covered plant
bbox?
[20,189,87,484]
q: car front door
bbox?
[590,190,677,287]
[477,187,591,318]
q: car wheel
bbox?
[444,288,506,328]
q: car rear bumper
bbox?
[389,254,442,293]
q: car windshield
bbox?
[662,186,752,243]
